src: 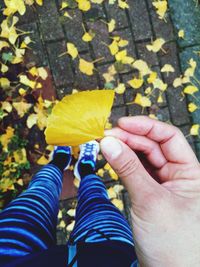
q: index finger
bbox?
[117,116,198,164]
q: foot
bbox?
[74,140,100,180]
[53,146,72,170]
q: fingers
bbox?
[110,116,198,164]
[100,136,162,204]
[105,127,167,169]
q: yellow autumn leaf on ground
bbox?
[13,102,32,118]
[2,101,12,113]
[134,93,151,107]
[67,209,76,217]
[115,83,126,94]
[115,49,134,64]
[190,124,199,136]
[132,60,151,76]
[103,65,117,83]
[27,113,38,128]
[0,41,9,50]
[147,72,157,84]
[188,103,198,113]
[45,90,115,146]
[0,78,10,89]
[118,0,129,9]
[128,77,144,89]
[184,85,198,95]
[35,0,43,5]
[19,75,41,89]
[79,58,94,76]
[173,77,183,88]
[0,178,15,193]
[146,38,165,53]
[161,64,175,74]
[184,58,197,78]
[111,198,124,211]
[108,19,116,33]
[109,40,119,56]
[76,0,91,11]
[37,155,49,165]
[118,39,129,47]
[1,16,19,44]
[152,0,167,20]
[82,32,93,42]
[67,43,78,59]
[66,221,75,232]
[13,148,27,164]
[107,187,117,199]
[0,127,14,152]
[1,63,9,73]
[178,29,185,39]
[4,0,26,16]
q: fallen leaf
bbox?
[67,42,78,59]
[79,58,94,76]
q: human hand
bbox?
[100,116,200,267]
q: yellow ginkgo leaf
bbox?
[173,77,183,88]
[188,103,198,113]
[134,93,151,107]
[184,85,198,95]
[35,0,43,5]
[27,113,38,129]
[4,0,26,15]
[66,221,75,232]
[82,32,93,42]
[128,77,144,89]
[67,43,78,59]
[103,65,117,83]
[13,148,27,164]
[1,63,9,73]
[108,19,116,33]
[37,155,49,165]
[79,58,94,76]
[178,29,185,39]
[2,101,12,113]
[161,64,175,74]
[146,38,165,53]
[132,60,151,76]
[76,0,91,11]
[0,78,10,89]
[147,72,157,84]
[111,198,124,211]
[109,40,119,56]
[67,209,76,217]
[45,90,115,146]
[13,102,32,118]
[19,75,38,89]
[115,83,126,94]
[190,124,199,136]
[107,187,117,199]
[118,0,129,9]
[152,0,167,20]
[118,39,129,47]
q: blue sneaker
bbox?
[53,146,72,170]
[74,140,100,180]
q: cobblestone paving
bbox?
[19,0,199,244]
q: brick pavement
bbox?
[18,0,199,244]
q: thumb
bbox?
[100,136,160,203]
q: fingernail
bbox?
[100,136,122,159]
[104,129,113,136]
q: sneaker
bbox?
[74,140,100,180]
[52,146,72,170]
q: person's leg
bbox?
[0,147,71,264]
[70,141,134,246]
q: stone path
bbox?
[17,0,200,244]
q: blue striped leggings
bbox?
[0,164,134,264]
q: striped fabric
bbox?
[69,174,134,246]
[0,164,135,265]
